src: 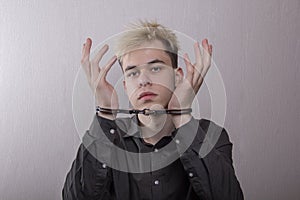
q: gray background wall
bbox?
[0,0,299,199]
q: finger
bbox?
[208,44,213,55]
[196,71,204,87]
[91,44,109,81]
[81,38,92,61]
[193,40,212,91]
[194,41,203,67]
[194,77,204,93]
[98,55,117,82]
[201,39,210,59]
[183,53,194,84]
[81,38,92,77]
[92,44,109,65]
[193,41,205,86]
[201,39,212,77]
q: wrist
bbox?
[97,112,116,120]
[96,106,117,120]
[172,114,192,129]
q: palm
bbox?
[94,80,119,109]
[168,79,196,110]
[168,39,212,110]
[81,38,118,109]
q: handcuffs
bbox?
[96,106,192,116]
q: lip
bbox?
[138,91,157,100]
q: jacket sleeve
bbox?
[176,118,244,200]
[62,115,117,200]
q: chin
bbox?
[135,102,169,110]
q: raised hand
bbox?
[81,38,118,119]
[168,39,213,127]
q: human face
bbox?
[122,40,181,110]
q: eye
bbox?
[126,71,139,78]
[151,66,161,72]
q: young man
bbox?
[63,21,243,200]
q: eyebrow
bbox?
[124,59,166,72]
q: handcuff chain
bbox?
[96,106,192,116]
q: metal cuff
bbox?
[96,106,192,116]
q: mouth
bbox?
[138,92,158,100]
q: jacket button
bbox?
[109,128,115,134]
[188,172,194,177]
[154,180,159,185]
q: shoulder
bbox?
[197,118,232,147]
[198,118,223,132]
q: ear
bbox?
[174,67,184,87]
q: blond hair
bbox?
[115,20,180,68]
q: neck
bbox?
[138,114,175,145]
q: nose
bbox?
[138,72,152,87]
